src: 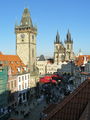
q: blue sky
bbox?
[0,0,90,56]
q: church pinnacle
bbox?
[65,29,73,43]
[55,31,60,43]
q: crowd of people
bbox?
[0,73,75,120]
[38,73,75,120]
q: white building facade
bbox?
[17,73,30,103]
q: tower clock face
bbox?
[21,34,25,39]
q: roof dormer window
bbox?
[17,67,20,72]
[10,61,14,64]
[24,67,26,71]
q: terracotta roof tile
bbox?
[0,54,26,75]
[75,55,90,66]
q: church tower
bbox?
[65,30,74,61]
[54,31,65,64]
[15,8,37,72]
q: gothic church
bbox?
[54,30,75,64]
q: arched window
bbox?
[32,35,34,40]
[32,49,34,58]
[32,35,34,43]
[67,44,69,49]
[56,46,58,51]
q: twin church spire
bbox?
[55,30,73,44]
[54,29,74,63]
[56,31,60,43]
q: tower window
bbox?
[32,35,34,40]
[67,45,69,49]
[56,46,58,51]
[19,85,21,90]
[32,49,34,58]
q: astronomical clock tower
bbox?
[15,8,37,72]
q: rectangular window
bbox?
[8,82,10,89]
[11,81,13,88]
[22,76,24,80]
[32,35,34,40]
[14,80,16,87]
[25,83,27,89]
[28,75,29,79]
[67,45,69,49]
[22,83,24,89]
[19,85,21,90]
[19,77,21,82]
[25,75,27,80]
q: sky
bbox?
[0,0,90,57]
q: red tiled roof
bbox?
[0,54,26,75]
[75,55,90,66]
[0,54,22,61]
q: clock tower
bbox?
[15,8,37,72]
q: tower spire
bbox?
[67,29,71,41]
[56,30,60,43]
[65,29,73,43]
[20,8,33,27]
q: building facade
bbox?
[0,54,30,105]
[36,56,58,75]
[15,8,37,72]
[54,30,75,64]
[36,60,47,75]
[57,61,76,75]
[17,73,30,103]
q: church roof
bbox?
[20,8,33,27]
[44,78,90,120]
